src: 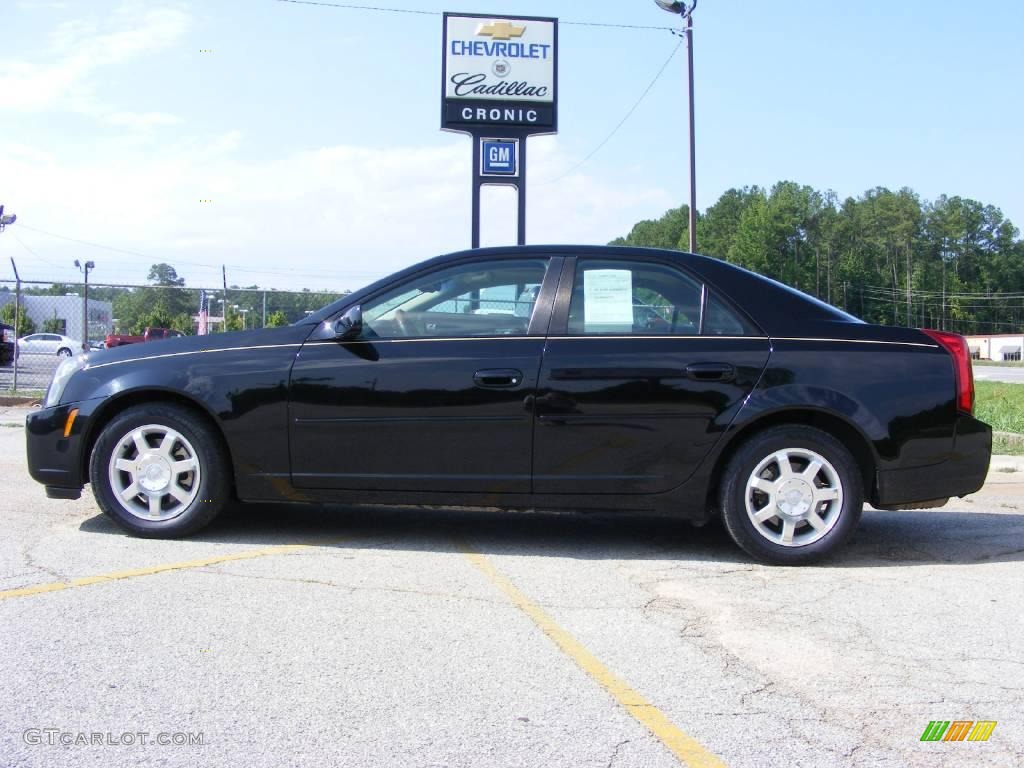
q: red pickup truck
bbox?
[104,327,184,348]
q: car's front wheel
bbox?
[89,404,230,537]
[719,425,863,565]
[57,347,72,358]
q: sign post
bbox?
[441,13,558,248]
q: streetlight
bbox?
[653,0,698,254]
[74,259,96,351]
[0,204,16,231]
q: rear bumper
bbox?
[25,398,104,498]
[874,415,992,506]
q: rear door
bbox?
[533,255,771,495]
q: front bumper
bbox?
[25,398,105,500]
[874,415,993,506]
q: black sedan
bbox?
[25,246,992,564]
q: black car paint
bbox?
[25,246,992,519]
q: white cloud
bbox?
[0,3,189,115]
[106,111,183,129]
[0,133,672,289]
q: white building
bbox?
[965,334,1023,362]
[0,294,113,343]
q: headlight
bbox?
[45,356,87,408]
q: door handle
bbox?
[473,369,523,389]
[685,362,735,382]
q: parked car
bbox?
[17,333,82,358]
[0,323,16,366]
[104,327,183,348]
[25,246,991,564]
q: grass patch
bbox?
[994,434,1024,456]
[975,381,1024,434]
[975,380,1024,454]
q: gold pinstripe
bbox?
[86,333,936,370]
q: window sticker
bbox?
[584,269,633,332]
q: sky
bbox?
[1,0,1022,292]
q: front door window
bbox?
[362,259,550,339]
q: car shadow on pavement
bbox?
[77,503,1024,568]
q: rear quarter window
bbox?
[704,292,760,336]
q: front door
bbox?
[533,256,771,495]
[289,256,558,493]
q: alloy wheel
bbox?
[107,424,201,521]
[744,447,844,547]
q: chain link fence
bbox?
[1,279,347,393]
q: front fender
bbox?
[58,328,310,498]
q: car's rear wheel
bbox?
[89,404,230,537]
[57,348,72,358]
[719,425,863,565]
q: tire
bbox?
[718,425,863,565]
[89,403,231,538]
[57,348,72,358]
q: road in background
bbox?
[973,365,1024,384]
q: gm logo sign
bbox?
[481,139,519,177]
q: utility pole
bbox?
[0,205,16,232]
[0,207,19,387]
[222,265,230,330]
[74,260,95,350]
[905,243,912,327]
[9,258,21,392]
[654,1,699,253]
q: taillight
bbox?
[922,329,974,414]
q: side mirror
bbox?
[333,305,363,340]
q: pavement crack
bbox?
[20,541,66,581]
[740,680,777,707]
[194,567,509,605]
[606,738,631,768]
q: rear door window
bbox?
[567,260,701,335]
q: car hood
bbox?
[84,325,317,368]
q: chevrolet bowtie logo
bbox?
[476,21,526,41]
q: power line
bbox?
[7,231,67,271]
[275,0,437,16]
[13,223,383,281]
[860,285,1024,301]
[16,223,191,264]
[538,38,683,185]
[273,0,674,30]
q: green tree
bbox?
[147,263,186,286]
[698,187,763,262]
[265,310,289,328]
[0,303,36,336]
[112,264,194,334]
[611,181,1023,333]
[42,311,65,333]
[611,205,692,251]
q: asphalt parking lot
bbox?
[1,404,1022,768]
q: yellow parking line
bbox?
[0,543,320,602]
[458,540,727,768]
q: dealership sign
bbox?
[442,13,558,132]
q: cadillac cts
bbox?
[25,246,992,564]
